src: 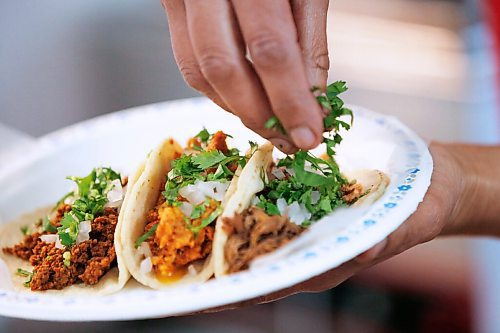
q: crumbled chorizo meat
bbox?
[2,207,118,291]
[341,182,364,204]
[3,232,43,261]
[223,207,304,273]
[207,131,229,153]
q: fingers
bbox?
[162,0,230,111]
[291,0,330,90]
[231,0,324,150]
[183,0,295,153]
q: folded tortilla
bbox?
[0,164,144,295]
[120,138,241,289]
[213,142,390,278]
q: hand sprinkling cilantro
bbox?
[258,81,354,224]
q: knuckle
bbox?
[248,33,290,68]
[177,58,207,91]
[198,50,237,83]
[311,51,330,72]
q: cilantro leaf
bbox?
[42,216,57,233]
[264,116,286,135]
[57,213,80,247]
[135,223,158,248]
[192,150,227,169]
[20,226,30,236]
[16,268,33,288]
[195,128,211,143]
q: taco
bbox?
[213,143,390,276]
[120,130,251,289]
[0,165,139,294]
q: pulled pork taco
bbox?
[120,130,251,289]
[0,166,138,294]
[213,143,390,276]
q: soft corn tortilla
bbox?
[120,138,241,289]
[213,143,390,278]
[0,163,143,295]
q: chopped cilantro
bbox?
[56,167,122,248]
[42,216,57,233]
[186,203,222,236]
[135,223,158,248]
[195,128,211,142]
[20,226,30,236]
[256,199,280,216]
[57,213,79,247]
[162,131,247,205]
[16,268,33,288]
[264,116,286,135]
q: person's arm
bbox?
[161,0,330,153]
[196,141,500,312]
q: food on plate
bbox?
[0,166,138,293]
[120,130,252,288]
[212,81,390,276]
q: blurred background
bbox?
[0,0,499,332]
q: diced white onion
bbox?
[179,202,194,217]
[187,264,197,276]
[285,168,295,177]
[76,221,92,244]
[39,234,65,249]
[137,242,152,258]
[271,167,286,180]
[139,257,152,274]
[277,199,311,225]
[251,196,260,206]
[105,179,124,208]
[311,191,320,204]
[276,198,287,214]
[179,180,230,204]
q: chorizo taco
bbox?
[0,165,140,294]
[120,130,252,289]
[212,143,390,277]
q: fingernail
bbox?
[354,239,388,263]
[269,138,295,154]
[290,126,317,149]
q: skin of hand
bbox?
[161,0,330,154]
[192,142,500,313]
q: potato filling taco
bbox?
[1,167,132,293]
[121,130,251,288]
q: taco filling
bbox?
[222,153,364,273]
[133,130,249,283]
[2,167,127,291]
[218,81,389,274]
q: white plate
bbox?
[0,98,432,321]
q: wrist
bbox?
[437,142,500,236]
